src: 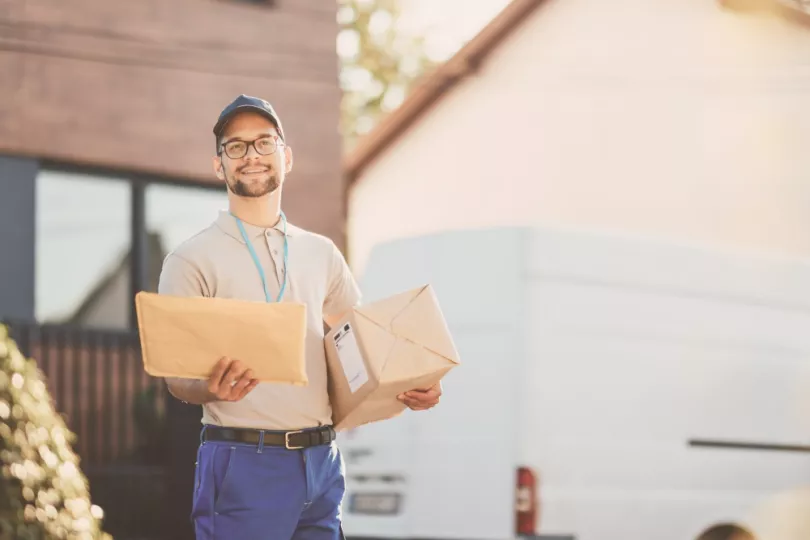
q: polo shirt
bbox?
[157,210,362,430]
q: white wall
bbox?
[348,0,810,275]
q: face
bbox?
[213,112,293,198]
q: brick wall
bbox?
[0,0,347,246]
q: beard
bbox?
[226,167,281,198]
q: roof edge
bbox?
[343,0,548,184]
[719,0,810,25]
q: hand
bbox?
[207,357,259,402]
[397,382,442,411]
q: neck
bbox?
[228,189,283,228]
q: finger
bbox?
[402,396,437,410]
[405,389,440,402]
[235,379,259,400]
[399,389,438,400]
[415,394,440,406]
[222,360,248,390]
[400,395,438,410]
[229,370,255,399]
[407,386,439,395]
[409,382,441,394]
[208,357,232,394]
[405,401,431,411]
[225,359,248,380]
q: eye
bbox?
[226,141,246,153]
[256,138,274,151]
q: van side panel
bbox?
[523,230,810,539]
[341,229,528,539]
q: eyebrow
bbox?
[221,133,277,145]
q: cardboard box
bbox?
[325,285,460,431]
[135,291,308,385]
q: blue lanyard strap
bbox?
[234,211,289,303]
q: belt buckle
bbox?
[285,430,304,450]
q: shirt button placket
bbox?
[265,232,285,286]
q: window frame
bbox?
[37,159,222,329]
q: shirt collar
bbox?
[215,210,298,243]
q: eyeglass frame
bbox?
[217,134,285,160]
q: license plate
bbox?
[348,492,402,515]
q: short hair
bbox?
[696,523,756,540]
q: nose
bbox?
[244,142,262,160]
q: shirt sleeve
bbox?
[323,241,362,318]
[157,253,208,298]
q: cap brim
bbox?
[213,104,283,140]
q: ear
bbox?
[212,155,225,181]
[284,145,294,174]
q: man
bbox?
[158,94,441,540]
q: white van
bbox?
[338,226,810,540]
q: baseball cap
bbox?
[213,94,285,150]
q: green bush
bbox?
[0,325,112,540]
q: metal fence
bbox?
[5,319,170,539]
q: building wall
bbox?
[348,0,810,275]
[1,0,346,245]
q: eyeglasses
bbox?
[219,136,284,159]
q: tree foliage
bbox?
[0,325,111,540]
[338,0,437,149]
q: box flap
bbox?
[378,337,454,384]
[354,287,423,328]
[353,285,460,363]
[376,365,455,396]
[352,312,397,378]
[389,286,460,363]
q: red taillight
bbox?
[515,466,538,536]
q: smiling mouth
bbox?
[241,168,270,175]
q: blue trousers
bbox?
[191,427,346,540]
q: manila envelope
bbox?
[135,291,308,385]
[324,284,460,431]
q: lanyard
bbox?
[233,211,288,303]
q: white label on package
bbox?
[334,322,369,393]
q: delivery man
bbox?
[158,95,441,540]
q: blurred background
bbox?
[2,0,810,539]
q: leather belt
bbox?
[203,425,336,450]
